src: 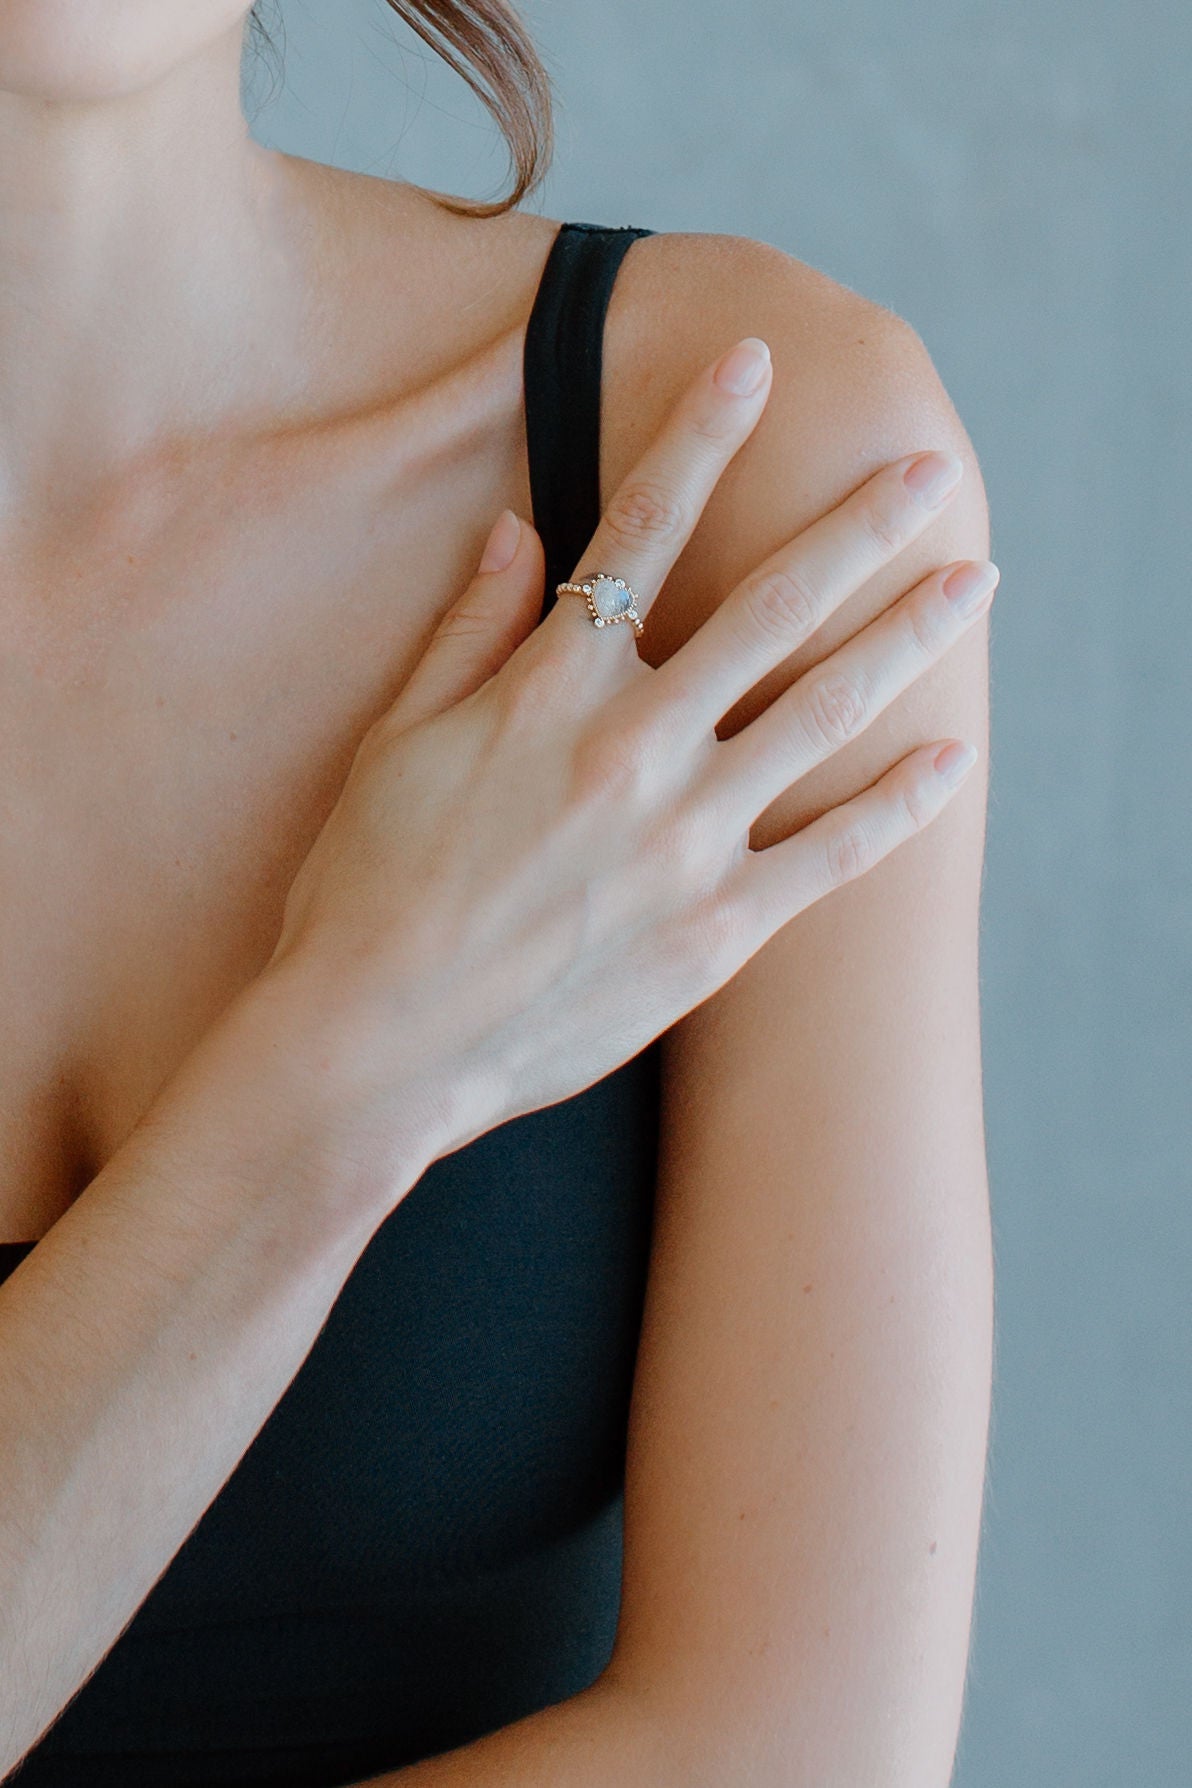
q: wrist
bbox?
[131,956,458,1245]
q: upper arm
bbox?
[596,234,994,1783]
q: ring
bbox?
[555,572,645,637]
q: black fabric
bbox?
[524,221,654,607]
[1,221,660,1788]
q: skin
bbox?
[0,4,994,1784]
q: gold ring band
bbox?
[555,573,644,636]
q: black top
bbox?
[0,220,660,1788]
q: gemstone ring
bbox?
[554,573,645,637]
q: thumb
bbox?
[381,509,544,734]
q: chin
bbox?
[0,0,251,102]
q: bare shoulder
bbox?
[599,227,991,844]
[589,237,994,1772]
[266,158,568,408]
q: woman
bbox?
[0,3,996,1784]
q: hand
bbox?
[265,336,998,1165]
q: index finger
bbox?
[541,337,774,643]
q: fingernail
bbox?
[933,740,978,785]
[713,338,771,396]
[942,559,1000,616]
[904,451,964,508]
[479,508,521,573]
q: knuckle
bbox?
[899,765,940,830]
[825,821,876,885]
[862,490,910,556]
[804,670,868,749]
[433,599,495,644]
[682,890,748,984]
[494,643,565,732]
[687,398,739,447]
[646,804,717,886]
[569,718,654,807]
[741,565,820,646]
[602,478,688,553]
[905,591,945,660]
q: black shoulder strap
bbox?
[523,222,655,618]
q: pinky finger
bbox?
[731,737,980,937]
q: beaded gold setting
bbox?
[555,572,645,636]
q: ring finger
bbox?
[703,554,999,824]
[643,447,968,736]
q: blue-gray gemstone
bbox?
[591,575,632,619]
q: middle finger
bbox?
[708,551,999,825]
[643,448,966,736]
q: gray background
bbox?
[247,4,1191,1782]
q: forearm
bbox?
[0,962,436,1777]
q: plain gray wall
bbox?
[248,4,1191,1782]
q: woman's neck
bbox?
[0,21,324,521]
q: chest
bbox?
[0,415,526,1237]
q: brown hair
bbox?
[247,1,554,219]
